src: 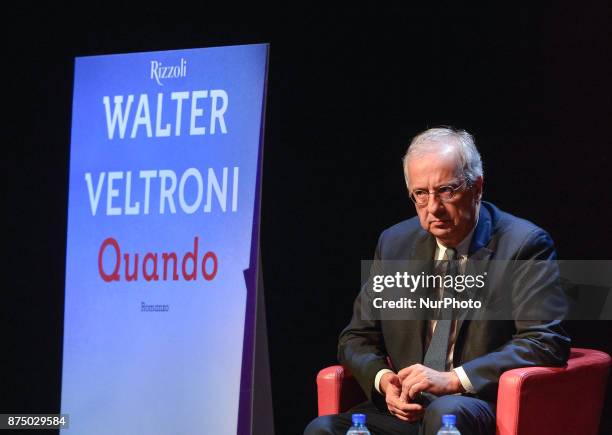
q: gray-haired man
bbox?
[305,127,570,435]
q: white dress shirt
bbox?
[374,228,477,395]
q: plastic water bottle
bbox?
[346,413,371,435]
[436,414,461,434]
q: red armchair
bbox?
[317,348,611,435]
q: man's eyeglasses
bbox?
[409,180,469,206]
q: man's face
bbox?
[406,146,482,247]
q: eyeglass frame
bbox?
[408,178,471,206]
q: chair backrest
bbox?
[558,348,611,435]
[497,347,611,435]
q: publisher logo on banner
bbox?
[150,58,187,86]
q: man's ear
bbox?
[473,176,484,201]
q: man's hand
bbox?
[397,364,463,402]
[379,372,424,422]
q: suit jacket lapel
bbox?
[410,229,436,360]
[411,229,437,261]
[456,203,496,344]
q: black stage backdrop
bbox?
[4,4,612,435]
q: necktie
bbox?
[415,248,458,411]
[423,247,457,371]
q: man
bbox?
[305,127,570,435]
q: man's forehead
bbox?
[407,150,462,180]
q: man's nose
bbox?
[426,193,444,214]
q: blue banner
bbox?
[61,44,268,434]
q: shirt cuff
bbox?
[453,366,476,394]
[374,369,394,394]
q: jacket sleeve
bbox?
[337,235,391,405]
[460,229,571,401]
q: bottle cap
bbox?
[351,413,366,425]
[442,414,456,426]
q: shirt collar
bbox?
[434,222,477,260]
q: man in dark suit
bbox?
[305,127,570,435]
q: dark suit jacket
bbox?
[338,201,571,405]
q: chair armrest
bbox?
[317,365,367,416]
[496,348,611,435]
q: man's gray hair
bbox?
[402,126,483,188]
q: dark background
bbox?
[4,4,612,434]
